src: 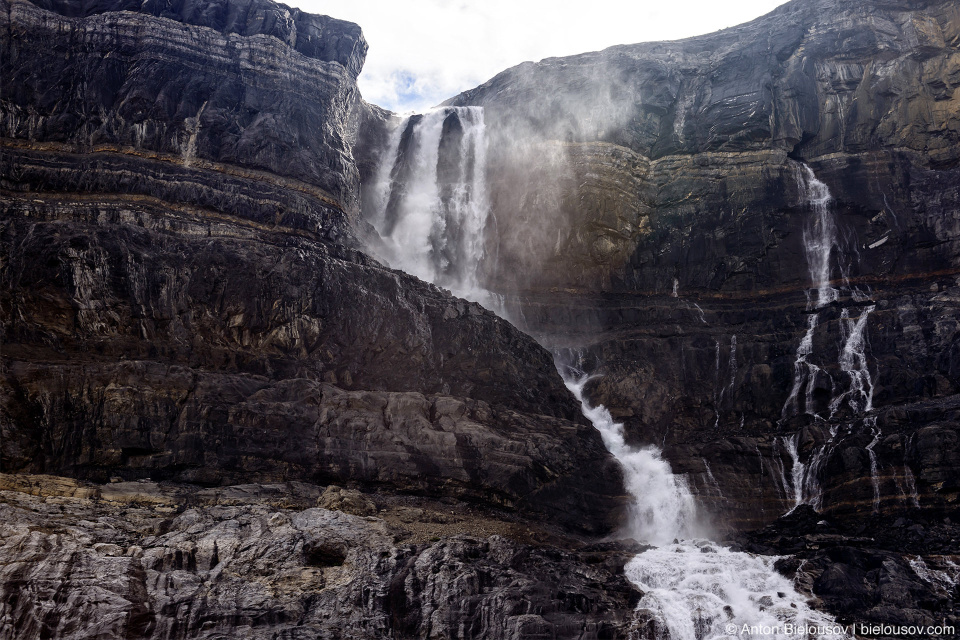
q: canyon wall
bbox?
[2,0,960,635]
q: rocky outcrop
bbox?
[736,505,960,632]
[0,474,642,639]
[0,0,626,536]
[392,0,960,531]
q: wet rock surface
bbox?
[3,0,960,636]
[735,505,960,633]
[0,0,626,536]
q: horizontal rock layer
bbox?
[2,0,363,214]
[0,0,627,536]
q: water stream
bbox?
[365,115,850,639]
[780,162,879,515]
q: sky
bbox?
[294,0,791,113]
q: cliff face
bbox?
[418,0,960,531]
[4,0,960,635]
[0,474,642,639]
[0,0,626,538]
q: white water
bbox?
[368,107,493,306]
[779,427,838,512]
[908,556,960,593]
[626,541,849,640]
[797,164,838,310]
[563,369,846,639]
[701,458,725,501]
[864,417,881,514]
[781,315,821,421]
[829,306,876,417]
[564,375,700,546]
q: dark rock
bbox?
[0,0,626,536]
[736,507,960,631]
[395,0,960,532]
[0,476,642,639]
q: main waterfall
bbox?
[364,116,849,639]
[366,107,493,305]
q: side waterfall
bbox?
[366,118,849,639]
[780,162,881,514]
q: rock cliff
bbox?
[3,0,960,636]
[0,474,642,639]
[419,0,960,533]
[0,0,626,539]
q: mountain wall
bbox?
[3,0,960,635]
[0,0,626,536]
[407,0,960,532]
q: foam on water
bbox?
[627,540,849,640]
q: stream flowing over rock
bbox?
[2,0,960,637]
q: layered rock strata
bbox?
[0,0,625,536]
[387,0,960,531]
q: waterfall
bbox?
[370,126,849,639]
[797,164,838,310]
[625,542,849,640]
[779,427,837,512]
[558,364,848,639]
[829,306,876,417]
[367,107,493,306]
[562,372,701,545]
[780,162,879,517]
[781,315,822,420]
[864,418,881,514]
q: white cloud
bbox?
[294,0,791,112]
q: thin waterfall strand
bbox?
[797,164,838,309]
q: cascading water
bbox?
[562,371,701,546]
[779,427,836,512]
[864,417,881,514]
[829,306,876,417]
[625,542,848,640]
[797,164,839,310]
[557,356,848,639]
[369,126,850,639]
[367,106,494,306]
[780,162,880,515]
[781,315,821,421]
